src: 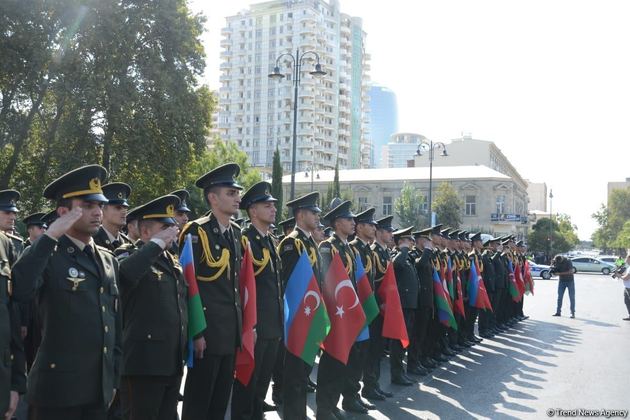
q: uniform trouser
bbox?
[272,342,285,401]
[232,337,281,420]
[408,306,431,366]
[494,288,505,325]
[316,351,347,418]
[426,313,443,356]
[390,309,415,379]
[479,291,493,332]
[464,305,478,339]
[182,352,234,420]
[29,401,107,420]
[282,351,311,420]
[342,340,368,401]
[517,295,525,316]
[624,288,630,316]
[120,374,181,420]
[362,316,384,392]
[453,313,466,344]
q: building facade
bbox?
[607,177,630,201]
[283,165,530,238]
[218,0,371,174]
[526,180,547,212]
[368,84,398,168]
[383,132,427,168]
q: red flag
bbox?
[321,253,366,364]
[235,243,257,385]
[514,261,525,299]
[376,263,409,348]
[524,260,535,295]
[453,270,466,318]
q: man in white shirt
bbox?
[617,253,630,321]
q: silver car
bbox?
[570,257,616,275]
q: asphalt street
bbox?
[258,272,630,419]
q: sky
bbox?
[189,0,630,240]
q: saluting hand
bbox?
[45,207,83,240]
[152,226,179,248]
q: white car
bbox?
[529,262,552,279]
[570,257,616,275]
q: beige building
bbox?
[607,178,630,201]
[282,165,529,237]
[526,180,547,212]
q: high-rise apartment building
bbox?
[368,84,398,167]
[217,0,371,173]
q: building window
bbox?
[358,196,368,211]
[382,196,392,215]
[465,195,476,216]
[419,195,428,213]
[496,195,505,214]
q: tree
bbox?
[592,187,630,252]
[271,146,283,225]
[556,213,580,248]
[612,220,630,250]
[394,182,428,229]
[527,218,572,256]
[432,182,463,228]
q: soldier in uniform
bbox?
[169,189,192,229]
[115,194,187,420]
[277,192,322,420]
[466,232,485,344]
[93,183,132,252]
[500,237,518,326]
[479,237,497,338]
[491,237,509,332]
[312,222,327,245]
[11,164,121,420]
[232,182,283,419]
[276,217,295,243]
[389,227,417,387]
[361,215,395,401]
[178,163,244,420]
[515,240,529,321]
[22,213,47,247]
[124,209,140,243]
[316,199,370,418]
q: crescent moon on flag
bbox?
[244,288,249,307]
[334,279,360,309]
[303,290,321,310]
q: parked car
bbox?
[529,262,552,279]
[569,257,616,274]
[598,255,620,265]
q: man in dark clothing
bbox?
[551,255,575,318]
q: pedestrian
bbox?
[614,253,630,321]
[11,164,120,420]
[179,163,244,420]
[115,194,188,420]
[551,255,575,318]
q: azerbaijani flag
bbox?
[433,268,457,330]
[284,252,330,366]
[453,269,466,318]
[446,256,455,303]
[524,260,535,295]
[355,255,379,342]
[469,258,493,311]
[507,260,521,302]
[180,234,207,368]
[376,263,409,348]
[235,243,257,386]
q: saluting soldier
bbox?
[93,183,132,252]
[316,199,371,418]
[277,192,322,420]
[389,227,417,387]
[361,215,395,401]
[345,208,379,405]
[232,182,283,419]
[168,189,192,255]
[178,163,243,420]
[115,194,187,420]
[11,164,121,420]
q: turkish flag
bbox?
[376,263,409,348]
[235,244,257,385]
[321,253,366,364]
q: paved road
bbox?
[259,272,630,419]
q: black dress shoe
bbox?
[421,358,437,368]
[362,388,386,401]
[452,344,465,351]
[459,340,473,348]
[442,348,456,357]
[263,401,277,412]
[342,398,369,414]
[407,365,429,376]
[480,332,493,339]
[434,353,448,362]
[359,399,376,410]
[570,313,575,319]
[471,336,483,343]
[552,312,561,317]
[377,388,393,398]
[391,375,413,386]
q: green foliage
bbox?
[432,182,463,228]
[0,0,214,214]
[527,218,572,256]
[271,147,283,226]
[556,213,580,248]
[394,182,428,230]
[611,220,630,249]
[592,187,630,252]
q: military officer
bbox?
[466,232,485,344]
[94,182,132,252]
[312,221,327,245]
[231,182,282,420]
[22,213,47,247]
[11,164,121,420]
[276,217,295,242]
[179,163,243,420]
[115,194,187,420]
[389,227,417,387]
[42,208,59,227]
[479,237,498,338]
[169,189,192,229]
[490,237,509,331]
[361,215,395,401]
[0,190,24,261]
[277,192,322,420]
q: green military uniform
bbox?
[116,194,188,420]
[11,165,121,419]
[232,182,282,420]
[277,192,322,420]
[94,182,133,252]
[179,163,243,420]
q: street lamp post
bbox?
[268,49,326,200]
[549,189,554,259]
[416,139,448,225]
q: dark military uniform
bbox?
[180,163,244,420]
[94,182,133,253]
[115,195,188,420]
[389,227,417,386]
[479,243,497,337]
[11,165,121,419]
[93,227,132,252]
[232,182,283,420]
[465,234,485,343]
[278,192,322,420]
[492,242,508,329]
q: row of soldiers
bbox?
[0,161,531,420]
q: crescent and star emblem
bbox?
[333,279,359,318]
[303,289,321,316]
[244,288,249,307]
